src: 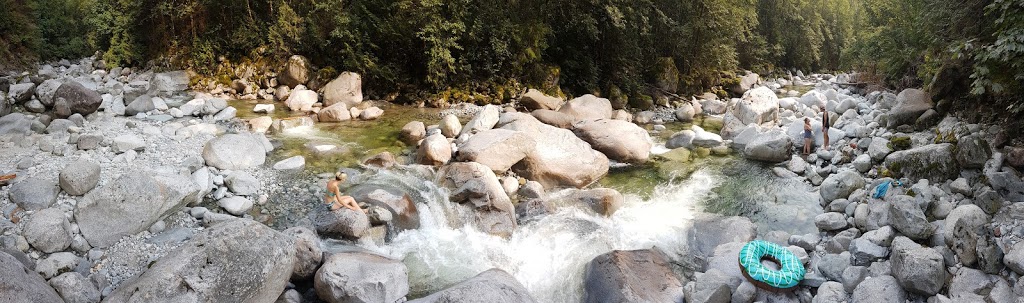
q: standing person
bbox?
[324,172,364,212]
[820,107,830,150]
[803,118,813,155]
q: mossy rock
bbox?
[630,95,654,110]
[658,148,691,163]
[888,136,912,151]
[693,147,711,158]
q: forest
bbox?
[1,0,1022,114]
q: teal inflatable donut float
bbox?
[738,240,805,291]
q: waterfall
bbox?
[356,168,721,302]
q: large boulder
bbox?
[53,81,102,118]
[733,87,779,125]
[887,195,934,240]
[731,73,759,94]
[314,252,409,303]
[49,272,101,303]
[456,129,535,173]
[285,89,318,112]
[416,133,452,166]
[820,170,865,202]
[563,188,625,216]
[35,79,63,106]
[686,215,757,265]
[148,71,190,97]
[557,94,612,123]
[886,89,933,128]
[76,171,200,248]
[318,103,352,122]
[582,249,685,303]
[59,158,101,196]
[0,112,33,136]
[8,177,59,211]
[437,162,517,237]
[520,89,563,111]
[408,269,536,303]
[868,137,892,161]
[499,113,609,189]
[440,114,462,138]
[573,119,652,163]
[890,237,946,296]
[460,105,501,136]
[7,83,35,103]
[202,134,268,170]
[743,129,792,163]
[314,208,371,239]
[322,72,362,107]
[283,227,322,281]
[23,208,72,253]
[883,143,959,181]
[955,134,991,169]
[531,109,574,129]
[799,91,827,109]
[0,251,64,303]
[279,55,311,88]
[105,219,295,303]
[400,121,426,145]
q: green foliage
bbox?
[0,0,40,66]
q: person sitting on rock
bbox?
[803,118,813,155]
[325,172,365,212]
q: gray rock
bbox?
[321,72,362,107]
[408,269,536,303]
[456,129,534,172]
[817,253,850,282]
[868,138,891,162]
[348,185,421,231]
[279,56,311,88]
[148,70,190,97]
[283,227,322,281]
[890,237,946,296]
[789,233,820,251]
[1003,241,1024,275]
[573,119,652,163]
[520,89,563,111]
[886,89,933,128]
[105,219,295,303]
[8,177,59,211]
[944,204,990,267]
[358,106,383,120]
[853,154,871,173]
[34,79,62,106]
[821,170,865,202]
[416,133,452,166]
[813,281,847,303]
[743,129,792,163]
[815,212,848,231]
[203,134,267,170]
[35,252,79,279]
[950,178,972,196]
[440,114,462,138]
[273,155,306,172]
[734,87,779,125]
[666,130,695,149]
[111,134,145,154]
[557,94,612,123]
[687,215,757,264]
[76,171,200,248]
[499,113,609,189]
[24,99,45,113]
[883,143,959,181]
[314,208,370,239]
[0,112,33,136]
[276,289,301,303]
[59,159,101,196]
[888,195,934,240]
[45,118,75,135]
[851,275,906,303]
[0,251,64,303]
[8,83,36,103]
[683,280,730,303]
[581,249,685,303]
[217,196,253,216]
[860,226,895,247]
[49,272,100,303]
[76,134,102,150]
[532,109,575,129]
[125,94,156,115]
[460,105,501,136]
[948,268,992,301]
[986,170,1024,202]
[956,134,991,169]
[314,252,409,303]
[23,208,72,253]
[849,238,888,266]
[225,171,259,196]
[212,106,237,121]
[400,121,426,145]
[841,266,868,293]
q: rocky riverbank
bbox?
[2,54,1023,303]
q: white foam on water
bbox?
[362,169,720,302]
